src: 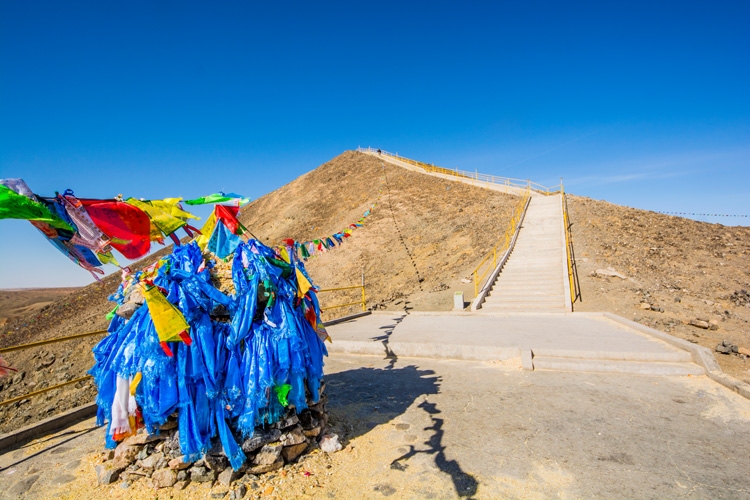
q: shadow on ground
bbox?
[325,361,478,498]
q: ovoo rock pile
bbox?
[96,384,337,493]
[90,209,337,493]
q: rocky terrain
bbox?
[568,195,750,383]
[0,150,517,435]
[0,150,748,497]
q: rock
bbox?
[166,430,181,451]
[115,302,139,319]
[281,442,308,462]
[303,426,322,438]
[280,427,307,446]
[120,481,130,489]
[211,490,229,499]
[230,483,248,500]
[152,468,177,488]
[716,343,732,354]
[136,452,164,470]
[217,467,236,487]
[124,431,164,446]
[136,447,149,461]
[113,443,143,469]
[674,296,681,302]
[242,428,281,453]
[176,470,189,482]
[247,459,284,475]
[319,434,342,453]
[173,480,188,490]
[640,303,652,310]
[299,411,319,430]
[595,268,627,279]
[689,319,709,329]
[275,413,299,429]
[120,470,147,482]
[168,456,192,470]
[253,442,283,465]
[160,420,178,431]
[190,465,216,483]
[96,464,124,485]
[205,453,229,472]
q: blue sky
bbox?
[1,1,748,288]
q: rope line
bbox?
[659,212,749,217]
[382,164,424,292]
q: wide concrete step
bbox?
[486,295,563,306]
[481,304,566,311]
[488,290,564,296]
[532,356,705,376]
[491,285,564,292]
[494,275,563,281]
[532,348,693,363]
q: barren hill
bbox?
[1,150,748,436]
[239,150,518,314]
[0,150,518,433]
[568,196,750,383]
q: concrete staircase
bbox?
[481,195,570,313]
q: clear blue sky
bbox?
[1,1,748,288]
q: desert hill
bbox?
[238,150,518,313]
[568,196,750,384]
[0,150,748,435]
[0,150,518,433]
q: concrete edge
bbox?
[389,342,521,362]
[0,402,97,453]
[471,196,531,311]
[596,312,750,400]
[327,340,386,356]
[323,310,372,327]
[531,347,692,363]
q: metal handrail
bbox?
[317,277,366,313]
[561,186,582,307]
[0,329,108,354]
[471,187,531,296]
[357,147,562,195]
[0,329,106,407]
[0,376,92,407]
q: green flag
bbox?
[0,185,73,230]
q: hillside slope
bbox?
[569,195,750,382]
[239,150,518,314]
[0,150,517,433]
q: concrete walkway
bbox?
[327,311,706,376]
[481,195,570,313]
[4,354,750,499]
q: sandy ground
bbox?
[2,353,750,499]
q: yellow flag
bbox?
[195,212,217,251]
[296,268,312,299]
[142,284,190,343]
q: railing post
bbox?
[361,270,366,311]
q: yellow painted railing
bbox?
[317,280,366,313]
[471,187,531,296]
[357,147,562,195]
[561,185,582,307]
[0,330,106,407]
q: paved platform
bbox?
[3,354,750,499]
[326,311,705,375]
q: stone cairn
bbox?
[96,383,335,496]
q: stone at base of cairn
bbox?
[96,383,331,492]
